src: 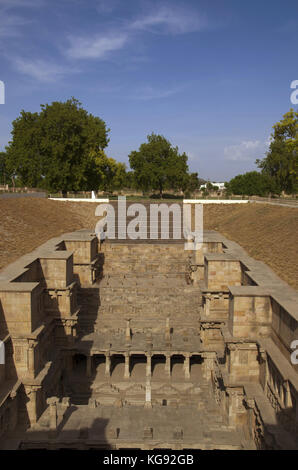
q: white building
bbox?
[200,182,225,190]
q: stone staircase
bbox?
[76,240,201,336]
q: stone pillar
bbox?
[259,349,268,390]
[86,355,92,377]
[28,342,35,375]
[202,352,216,381]
[27,339,37,375]
[26,387,38,425]
[125,318,131,344]
[65,320,72,337]
[145,378,152,408]
[279,380,284,405]
[47,397,58,434]
[165,354,171,377]
[124,353,130,379]
[184,353,190,380]
[146,354,152,378]
[105,352,111,377]
[284,381,292,408]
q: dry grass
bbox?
[0,199,297,289]
[201,204,298,289]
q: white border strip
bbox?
[183,199,249,204]
[49,198,109,202]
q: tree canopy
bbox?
[256,109,298,194]
[5,98,110,193]
[128,133,190,196]
[225,171,276,196]
[0,152,11,185]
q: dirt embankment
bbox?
[0,199,96,272]
[0,199,297,289]
[202,204,298,289]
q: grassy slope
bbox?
[0,199,297,289]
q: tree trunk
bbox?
[62,190,67,198]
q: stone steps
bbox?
[78,294,200,306]
[98,286,201,295]
[98,277,190,288]
[96,315,200,325]
[96,304,199,316]
[101,244,188,253]
[97,295,200,306]
[102,261,188,269]
[76,240,201,338]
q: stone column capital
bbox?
[47,396,59,406]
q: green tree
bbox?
[82,149,127,192]
[124,170,137,190]
[206,181,214,192]
[5,111,42,187]
[110,161,127,191]
[0,152,10,185]
[186,172,200,193]
[128,133,189,197]
[5,98,109,195]
[256,109,298,194]
[225,171,275,196]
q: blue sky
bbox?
[0,0,298,181]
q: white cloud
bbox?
[224,140,269,162]
[14,58,71,82]
[66,33,128,59]
[131,6,206,34]
[65,5,208,61]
